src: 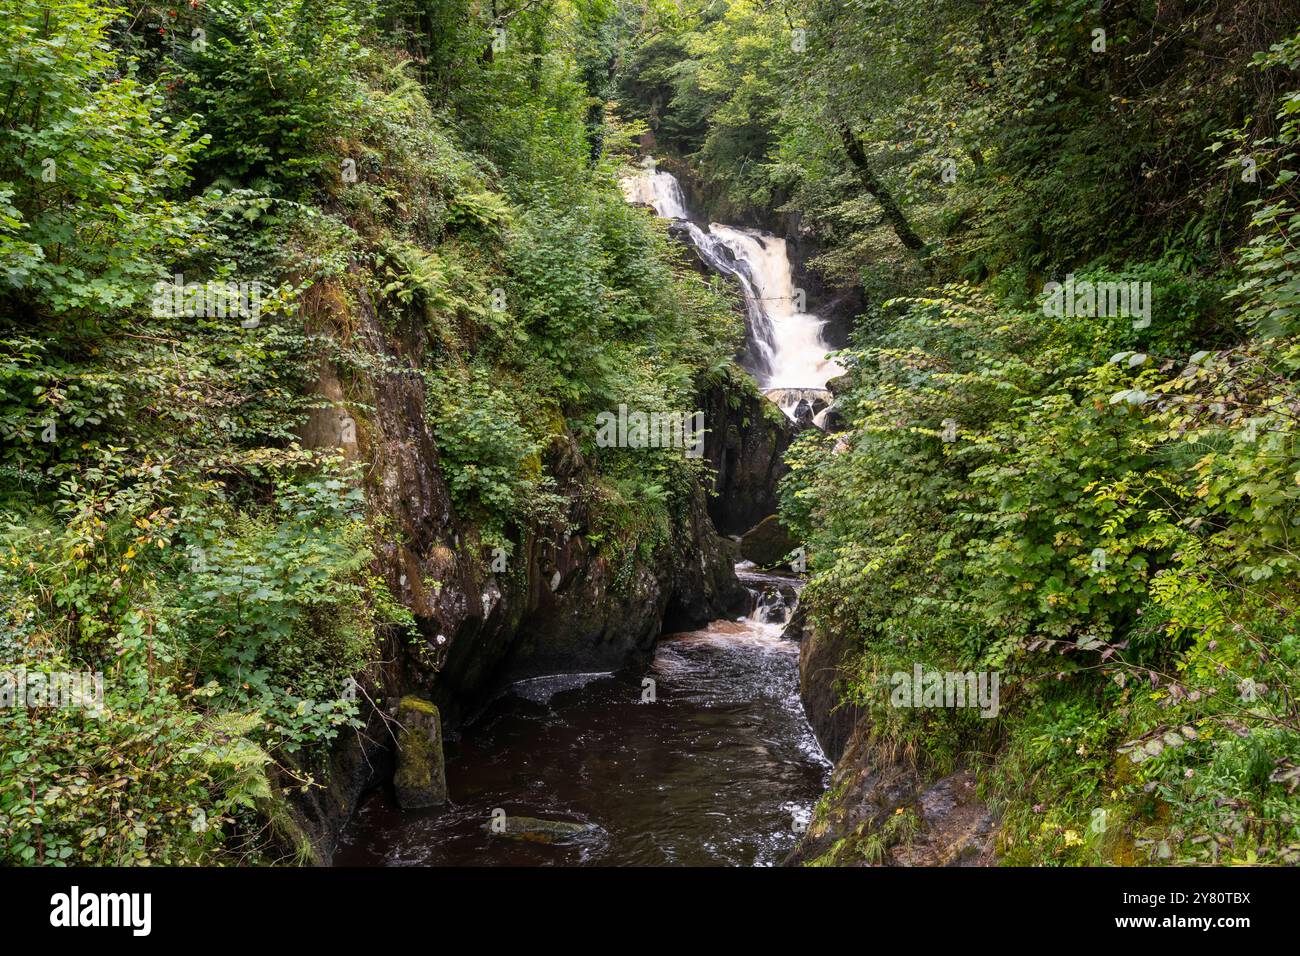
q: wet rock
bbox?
[663,480,750,632]
[784,649,999,867]
[890,771,998,867]
[700,379,795,536]
[473,466,745,687]
[783,725,919,867]
[739,514,797,568]
[797,616,865,762]
[779,603,805,643]
[482,815,603,844]
[765,387,832,418]
[266,718,390,865]
[393,696,448,809]
[762,597,787,623]
[793,399,815,427]
[819,403,847,432]
[825,373,851,398]
[752,586,789,623]
[296,262,746,858]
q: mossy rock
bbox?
[739,514,797,568]
[393,695,448,809]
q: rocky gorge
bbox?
[275,159,900,867]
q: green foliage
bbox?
[0,453,405,864]
[0,663,264,865]
[0,0,751,867]
[582,0,1300,866]
[176,463,384,753]
[179,0,375,192]
[1227,35,1300,338]
[426,361,564,534]
[783,229,1300,865]
[0,0,206,312]
[614,0,1299,283]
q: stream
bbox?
[334,568,830,866]
[335,164,838,867]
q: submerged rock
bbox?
[482,814,603,844]
[792,399,815,427]
[393,696,448,810]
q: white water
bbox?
[621,165,843,420]
[620,169,690,219]
[706,225,844,394]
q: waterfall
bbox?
[677,222,779,376]
[622,164,844,422]
[620,169,690,220]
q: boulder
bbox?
[793,399,814,427]
[796,612,864,763]
[699,379,796,536]
[825,373,851,398]
[764,387,832,417]
[739,514,797,568]
[392,696,448,809]
[818,403,848,432]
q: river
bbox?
[335,568,830,866]
[335,162,838,867]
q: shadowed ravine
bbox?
[335,168,837,867]
[335,568,830,866]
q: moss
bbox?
[398,694,437,716]
[258,792,320,867]
[393,696,447,808]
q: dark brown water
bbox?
[334,585,830,867]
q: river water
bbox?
[335,569,830,866]
[335,164,837,867]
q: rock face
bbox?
[787,614,999,867]
[700,379,795,536]
[795,609,864,764]
[392,696,448,810]
[739,514,797,568]
[738,564,802,624]
[890,770,997,867]
[264,719,391,865]
[286,275,750,861]
[784,723,997,867]
[321,276,747,714]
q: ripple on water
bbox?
[334,616,830,867]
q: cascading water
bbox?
[337,164,834,869]
[621,164,845,423]
[334,562,829,867]
[620,168,690,219]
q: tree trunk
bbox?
[836,123,929,258]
